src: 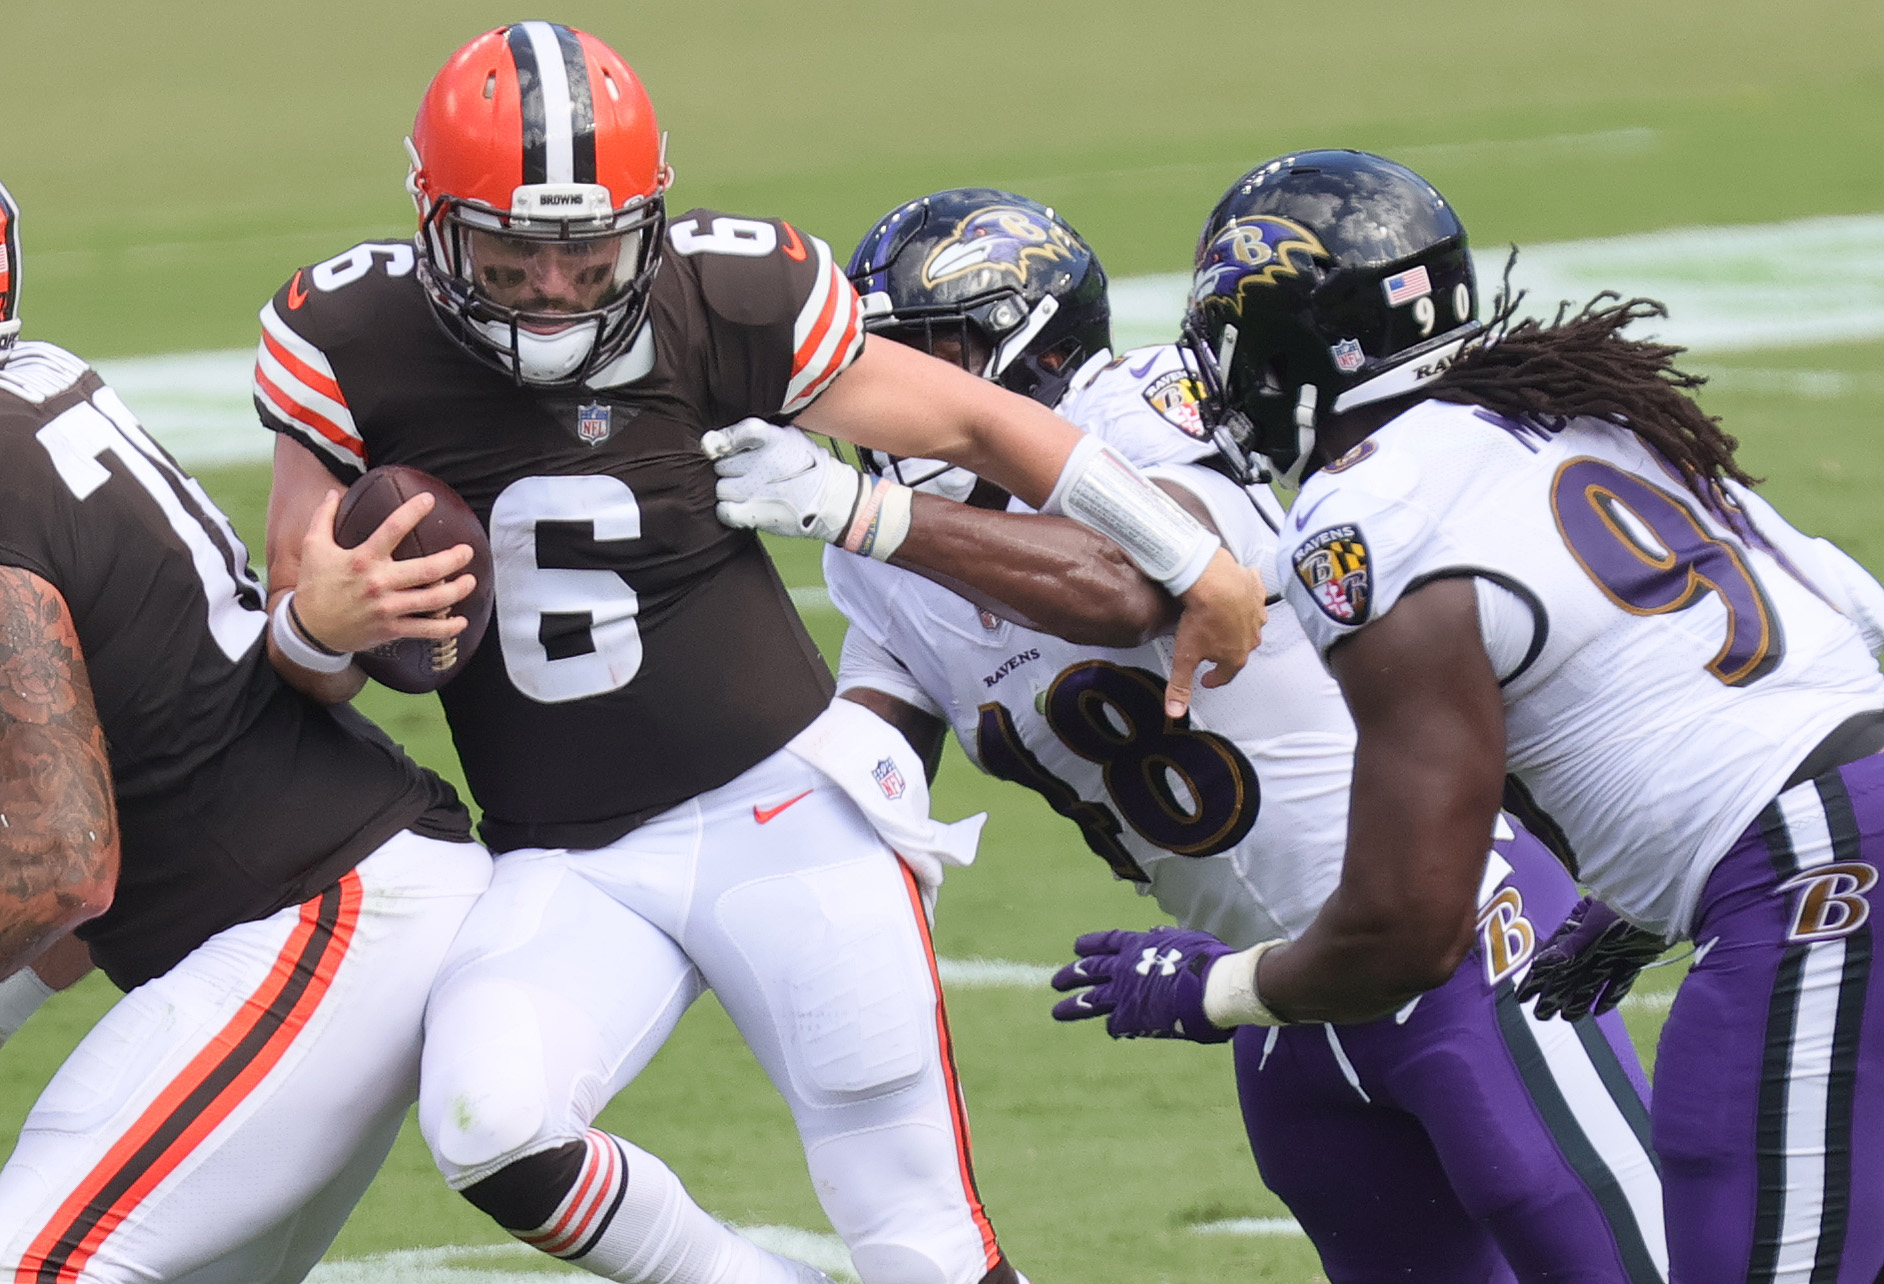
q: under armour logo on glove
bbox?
[1515,896,1669,1022]
[1050,927,1236,1044]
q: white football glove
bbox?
[704,418,867,544]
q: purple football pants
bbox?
[1235,824,1665,1283]
[1655,752,1884,1282]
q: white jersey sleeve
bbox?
[1056,345,1221,471]
[1276,402,1884,937]
[1278,436,1458,656]
[835,620,947,719]
[1725,481,1884,660]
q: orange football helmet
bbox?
[407,22,672,385]
[0,180,19,357]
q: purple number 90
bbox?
[1551,457,1781,686]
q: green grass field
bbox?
[2,1,1882,1280]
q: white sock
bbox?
[514,1130,826,1284]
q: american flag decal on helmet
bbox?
[1382,265,1432,307]
[506,22,598,186]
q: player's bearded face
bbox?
[466,230,636,326]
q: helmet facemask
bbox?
[414,170,667,386]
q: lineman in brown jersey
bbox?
[258,24,1266,1284]
[0,178,492,1284]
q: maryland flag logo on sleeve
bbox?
[1292,524,1372,624]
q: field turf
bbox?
[2,1,1882,1279]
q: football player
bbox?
[0,179,492,1282]
[253,25,1264,1284]
[1156,149,1884,1281]
[710,187,1666,1282]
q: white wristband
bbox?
[1202,938,1290,1027]
[270,591,354,675]
[1042,435,1220,595]
[0,966,55,1047]
[840,479,914,562]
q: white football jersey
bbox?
[1278,401,1884,937]
[829,345,1357,948]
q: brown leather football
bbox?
[333,465,494,694]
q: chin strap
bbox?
[1268,384,1319,491]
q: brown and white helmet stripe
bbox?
[505,21,598,187]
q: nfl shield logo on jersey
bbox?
[1330,338,1366,374]
[1293,524,1372,624]
[576,403,612,446]
[871,757,907,801]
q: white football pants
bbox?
[417,742,1005,1284]
[0,831,492,1283]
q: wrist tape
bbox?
[271,591,354,674]
[0,966,55,1046]
[1202,937,1289,1027]
[841,478,914,562]
[1042,435,1218,595]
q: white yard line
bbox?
[1191,1216,1307,1236]
[90,213,1884,470]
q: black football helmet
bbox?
[0,180,19,360]
[1180,150,1481,486]
[847,188,1110,410]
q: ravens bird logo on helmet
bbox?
[919,206,1081,291]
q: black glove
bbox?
[1515,897,1667,1021]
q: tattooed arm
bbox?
[0,566,118,978]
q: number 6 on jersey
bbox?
[490,474,644,702]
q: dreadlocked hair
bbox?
[1431,256,1757,490]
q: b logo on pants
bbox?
[1476,887,1535,987]
[1779,861,1878,943]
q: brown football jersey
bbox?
[254,211,864,851]
[0,343,471,988]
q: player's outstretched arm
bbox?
[896,493,1178,646]
[790,338,1266,713]
[0,567,118,980]
[706,416,1176,645]
[1252,578,1506,1024]
[264,437,475,703]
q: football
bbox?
[332,465,495,693]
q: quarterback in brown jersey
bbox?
[0,179,492,1284]
[255,23,1264,1284]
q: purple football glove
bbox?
[1516,897,1668,1022]
[1049,927,1236,1044]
